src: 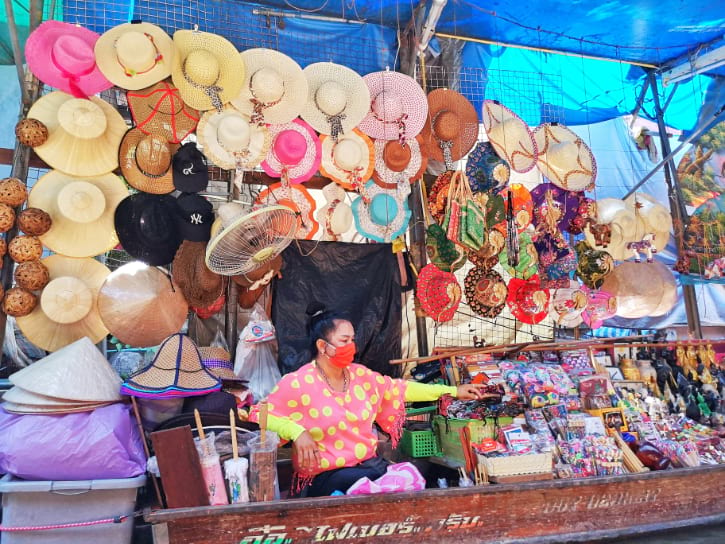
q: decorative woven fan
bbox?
[205,202,298,276]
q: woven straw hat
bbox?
[232,48,307,125]
[28,92,127,177]
[95,22,174,90]
[548,280,587,328]
[482,100,538,174]
[14,260,51,291]
[351,179,411,243]
[301,62,371,138]
[28,170,128,258]
[3,384,112,406]
[427,89,479,168]
[8,236,43,263]
[373,135,427,190]
[119,128,180,194]
[0,177,28,207]
[1,400,115,415]
[262,119,322,184]
[601,260,675,319]
[2,288,37,317]
[359,70,428,142]
[506,274,550,325]
[17,208,52,236]
[256,183,318,240]
[465,268,508,318]
[533,123,597,192]
[127,80,200,143]
[198,346,236,381]
[25,21,112,98]
[121,333,221,398]
[15,255,111,352]
[0,203,15,232]
[171,29,244,111]
[196,107,270,170]
[316,183,353,241]
[417,264,461,323]
[15,118,48,148]
[172,241,224,308]
[319,129,375,191]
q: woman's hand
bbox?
[456,383,491,401]
[293,430,321,471]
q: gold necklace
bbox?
[315,361,348,393]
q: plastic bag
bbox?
[346,462,425,496]
[0,403,146,480]
[234,305,280,402]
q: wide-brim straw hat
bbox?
[533,123,597,192]
[255,183,318,240]
[373,135,427,190]
[358,70,428,142]
[581,286,617,329]
[482,100,538,174]
[351,179,412,243]
[584,198,637,260]
[15,256,111,352]
[121,333,221,398]
[231,48,307,125]
[28,170,128,258]
[417,263,461,323]
[119,128,180,194]
[426,89,479,165]
[262,119,321,184]
[319,129,375,190]
[465,268,508,318]
[506,275,551,325]
[172,241,224,308]
[548,280,587,328]
[171,29,245,111]
[127,80,200,144]
[600,260,675,319]
[98,261,189,348]
[95,22,174,90]
[27,91,127,177]
[316,183,353,241]
[196,107,270,170]
[25,21,112,98]
[198,346,237,381]
[301,62,371,138]
[8,337,121,402]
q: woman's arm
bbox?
[404,381,491,401]
[265,414,306,441]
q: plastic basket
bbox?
[400,428,441,458]
[433,415,513,465]
[476,451,553,477]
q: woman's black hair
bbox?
[306,301,348,356]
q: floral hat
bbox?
[351,180,411,243]
[417,264,461,323]
[581,286,617,329]
[482,100,538,173]
[262,119,322,184]
[493,183,534,235]
[533,123,597,192]
[548,280,588,328]
[465,141,510,194]
[319,129,375,191]
[530,183,582,235]
[467,229,506,271]
[427,171,454,224]
[255,182,318,240]
[426,89,479,170]
[533,231,578,288]
[506,274,551,325]
[574,240,614,289]
[373,135,427,190]
[465,268,508,318]
[127,80,200,143]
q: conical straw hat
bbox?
[2,401,115,415]
[3,385,101,406]
[8,336,122,402]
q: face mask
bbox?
[325,342,356,368]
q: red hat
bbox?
[506,274,550,325]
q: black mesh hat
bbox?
[172,141,208,193]
[176,193,214,242]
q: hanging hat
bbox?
[530,183,582,234]
[172,241,224,308]
[533,123,596,192]
[373,135,427,190]
[625,192,672,255]
[601,260,675,319]
[351,180,412,243]
[114,193,183,266]
[98,261,188,347]
[25,21,112,98]
[8,337,122,402]
[427,171,454,224]
[256,182,319,240]
[198,347,236,381]
[574,240,614,289]
[176,193,214,242]
[316,183,353,241]
[196,107,270,170]
[499,231,539,279]
[127,80,200,144]
[15,255,110,352]
[465,141,510,194]
[171,29,245,111]
[482,100,538,174]
[262,119,321,184]
[584,198,637,261]
[172,142,208,192]
[581,286,618,329]
[94,22,173,90]
[426,89,479,169]
[465,268,508,318]
[534,232,578,288]
[27,92,127,177]
[319,129,375,191]
[119,128,180,194]
[358,70,428,143]
[231,48,307,125]
[548,280,587,328]
[301,62,371,140]
[467,229,505,271]
[426,224,466,273]
[506,275,550,325]
[121,334,221,397]
[493,184,534,235]
[417,264,461,323]
[28,170,127,258]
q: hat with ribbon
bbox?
[172,240,224,308]
[172,142,208,193]
[301,62,371,141]
[574,240,614,289]
[548,280,588,328]
[426,89,479,170]
[533,123,597,192]
[171,29,245,111]
[319,129,375,191]
[482,100,538,174]
[119,128,180,194]
[506,274,550,325]
[27,92,127,177]
[262,118,321,184]
[417,264,461,323]
[316,183,353,242]
[127,80,200,144]
[176,192,214,242]
[25,21,112,98]
[94,22,173,90]
[581,286,618,329]
[351,180,412,243]
[530,183,582,235]
[373,135,428,190]
[465,141,510,194]
[465,268,508,318]
[196,107,270,171]
[255,182,319,240]
[28,170,128,258]
[232,48,308,125]
[358,70,428,144]
[198,346,236,381]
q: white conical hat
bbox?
[8,337,122,402]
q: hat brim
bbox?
[29,92,127,177]
[533,123,596,192]
[351,181,411,243]
[262,119,321,183]
[127,81,200,144]
[319,129,375,190]
[601,261,672,318]
[16,255,110,352]
[2,386,105,407]
[372,136,427,190]
[29,170,128,258]
[255,183,319,240]
[427,89,480,162]
[482,100,538,174]
[2,400,116,415]
[119,128,179,194]
[196,108,270,170]
[417,264,461,322]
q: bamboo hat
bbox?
[533,123,597,192]
[372,135,427,190]
[119,128,180,194]
[426,89,479,168]
[27,92,127,177]
[482,100,538,174]
[319,129,375,191]
[255,183,319,240]
[127,80,200,144]
[196,107,270,170]
[28,170,128,258]
[15,256,111,352]
[1,401,115,415]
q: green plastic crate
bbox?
[400,428,441,458]
[432,415,513,465]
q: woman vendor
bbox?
[250,303,489,497]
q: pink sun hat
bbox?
[25,21,113,98]
[262,118,321,184]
